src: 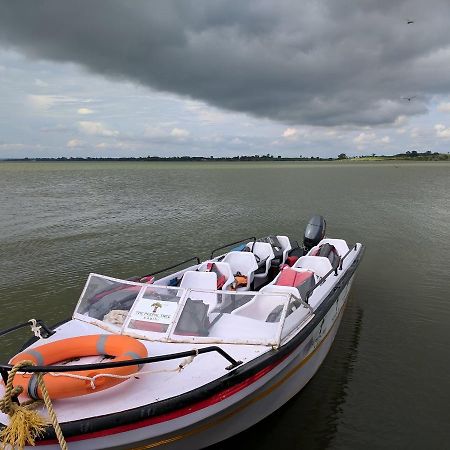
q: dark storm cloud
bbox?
[0,0,449,126]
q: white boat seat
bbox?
[307,242,340,269]
[276,235,292,264]
[221,252,258,290]
[197,261,235,291]
[292,256,333,278]
[231,285,294,322]
[313,238,349,257]
[245,242,275,278]
[178,271,218,307]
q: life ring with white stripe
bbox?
[9,334,148,400]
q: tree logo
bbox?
[151,302,162,313]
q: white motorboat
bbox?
[0,215,364,449]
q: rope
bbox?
[38,374,67,450]
[28,319,43,340]
[48,349,201,390]
[0,360,67,450]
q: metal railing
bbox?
[139,256,201,278]
[210,236,256,260]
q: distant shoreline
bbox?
[1,152,448,163]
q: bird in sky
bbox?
[401,96,416,101]
[407,20,414,24]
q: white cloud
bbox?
[380,136,391,144]
[28,94,92,111]
[78,121,119,137]
[170,128,190,138]
[434,123,450,139]
[185,101,227,123]
[282,128,299,139]
[95,142,133,150]
[66,139,84,148]
[410,127,420,138]
[0,143,25,150]
[77,108,94,115]
[34,78,48,87]
[437,102,450,113]
[394,115,408,127]
[353,132,376,144]
[27,94,56,110]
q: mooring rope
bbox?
[0,360,67,450]
[28,319,43,340]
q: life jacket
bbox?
[206,262,227,289]
[311,243,340,269]
[286,255,299,266]
[230,271,248,290]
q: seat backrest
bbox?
[198,261,235,290]
[178,271,218,306]
[231,287,292,321]
[246,241,275,277]
[260,284,300,298]
[276,235,292,264]
[292,256,332,278]
[246,241,275,261]
[314,238,349,257]
[222,252,258,276]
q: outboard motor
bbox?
[303,215,326,251]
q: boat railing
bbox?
[306,243,359,301]
[210,236,256,260]
[0,319,56,339]
[0,345,242,375]
[138,256,201,279]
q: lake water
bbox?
[0,161,449,449]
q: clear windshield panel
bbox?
[124,285,182,335]
[74,274,144,327]
[170,290,289,346]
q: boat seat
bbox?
[245,242,275,279]
[275,267,316,301]
[276,235,292,265]
[292,256,333,278]
[313,238,349,257]
[178,271,218,307]
[198,261,234,290]
[308,243,340,269]
[231,285,296,322]
[221,251,259,290]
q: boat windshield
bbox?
[74,273,313,347]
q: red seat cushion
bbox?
[286,256,299,266]
[276,268,312,287]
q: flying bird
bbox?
[407,20,414,24]
[401,96,416,101]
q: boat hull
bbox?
[33,277,354,450]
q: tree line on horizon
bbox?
[4,150,448,162]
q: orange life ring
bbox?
[9,334,148,400]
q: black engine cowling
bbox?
[303,215,326,251]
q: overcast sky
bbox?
[1,0,450,158]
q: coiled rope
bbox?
[0,360,67,450]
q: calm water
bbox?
[0,161,449,449]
